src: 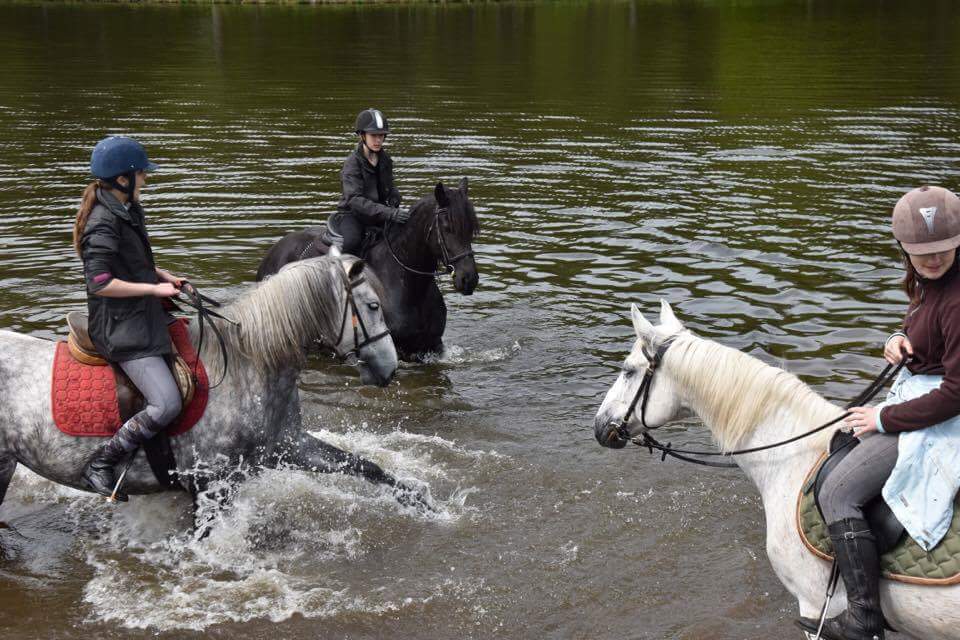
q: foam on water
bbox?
[3,422,495,631]
[415,341,521,366]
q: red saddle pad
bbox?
[51,319,209,437]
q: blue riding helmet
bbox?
[90,136,158,179]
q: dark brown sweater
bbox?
[881,265,960,432]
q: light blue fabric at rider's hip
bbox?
[877,369,960,551]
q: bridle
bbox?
[328,274,391,362]
[612,336,677,440]
[384,205,474,277]
[610,334,908,468]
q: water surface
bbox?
[1,1,958,638]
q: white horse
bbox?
[593,300,960,639]
[0,253,426,518]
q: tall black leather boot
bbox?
[81,414,154,502]
[796,518,885,640]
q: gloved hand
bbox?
[389,207,411,225]
[387,194,402,208]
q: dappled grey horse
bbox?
[0,254,426,521]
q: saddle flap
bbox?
[64,312,196,408]
[811,432,906,555]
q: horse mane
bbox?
[200,256,346,373]
[665,333,840,452]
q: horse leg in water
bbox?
[275,432,430,511]
[0,455,17,518]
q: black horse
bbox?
[257,180,480,361]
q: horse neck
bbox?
[667,333,842,497]
[381,199,438,272]
[184,264,343,377]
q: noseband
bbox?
[330,275,391,362]
[385,205,474,277]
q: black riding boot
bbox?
[81,414,153,502]
[796,518,885,640]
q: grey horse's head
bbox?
[328,249,398,386]
[241,253,397,386]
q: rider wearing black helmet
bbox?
[73,135,188,502]
[330,108,410,254]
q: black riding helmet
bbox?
[355,108,389,135]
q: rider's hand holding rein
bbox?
[847,337,915,438]
[884,333,914,365]
[845,406,879,439]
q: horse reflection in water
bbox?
[594,300,960,640]
[0,254,429,529]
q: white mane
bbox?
[665,333,840,452]
[199,256,346,373]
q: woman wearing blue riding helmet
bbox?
[329,108,410,254]
[72,135,188,501]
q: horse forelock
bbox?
[406,188,479,243]
[215,256,345,372]
[665,334,838,452]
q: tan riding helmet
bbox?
[892,185,960,255]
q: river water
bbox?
[1,1,958,638]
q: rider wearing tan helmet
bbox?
[798,186,960,640]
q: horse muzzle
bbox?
[452,257,478,295]
[595,417,630,449]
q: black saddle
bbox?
[812,430,906,554]
[324,215,383,258]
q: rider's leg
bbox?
[82,356,182,499]
[797,432,898,640]
[336,215,365,255]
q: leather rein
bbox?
[613,335,909,468]
[384,205,474,277]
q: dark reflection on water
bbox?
[1,1,958,638]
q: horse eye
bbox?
[367,302,380,311]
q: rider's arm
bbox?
[880,298,960,432]
[341,157,397,225]
[81,214,120,294]
[81,215,172,299]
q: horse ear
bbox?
[435,182,449,207]
[659,299,682,331]
[347,259,365,279]
[329,245,342,258]
[631,303,654,339]
[458,176,468,196]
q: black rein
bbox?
[384,205,474,277]
[615,336,909,468]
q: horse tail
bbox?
[72,181,101,256]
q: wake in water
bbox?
[416,340,521,366]
[0,423,502,631]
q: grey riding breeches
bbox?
[115,356,182,450]
[818,431,900,523]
